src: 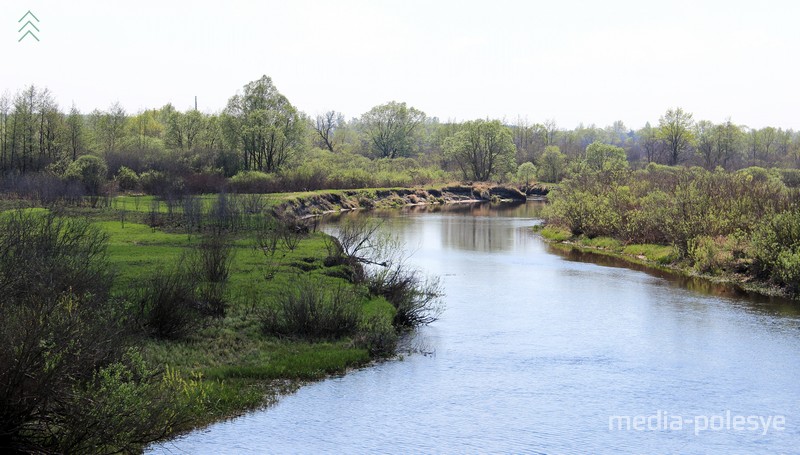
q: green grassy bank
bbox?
[536,225,788,299]
[0,191,417,452]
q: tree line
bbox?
[544,163,800,297]
[2,77,800,197]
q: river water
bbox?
[150,201,800,454]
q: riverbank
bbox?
[4,184,546,452]
[271,183,542,219]
[536,225,793,301]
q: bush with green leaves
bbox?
[356,313,398,356]
[547,166,797,257]
[752,210,800,292]
[0,211,181,453]
[115,165,140,191]
[229,170,278,193]
[64,154,108,196]
[140,170,184,197]
[688,235,735,274]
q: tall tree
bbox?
[360,101,425,158]
[65,105,86,161]
[164,107,203,152]
[444,119,515,181]
[129,110,163,151]
[222,75,305,172]
[312,111,344,153]
[537,146,567,183]
[637,122,661,164]
[747,127,760,166]
[95,102,127,156]
[584,141,628,172]
[760,126,777,165]
[714,120,742,169]
[695,120,716,169]
[0,92,10,170]
[657,107,694,165]
[543,118,559,146]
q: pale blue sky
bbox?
[1,0,798,129]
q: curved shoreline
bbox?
[539,234,796,304]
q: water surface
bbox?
[150,201,800,454]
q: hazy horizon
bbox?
[2,0,799,130]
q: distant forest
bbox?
[1,75,799,196]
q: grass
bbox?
[622,243,678,264]
[537,224,679,267]
[5,186,460,444]
[580,236,622,250]
[539,225,572,241]
[85,209,396,434]
[203,344,370,381]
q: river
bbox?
[149,201,800,454]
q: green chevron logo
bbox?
[18,10,40,42]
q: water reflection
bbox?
[150,200,800,455]
[551,244,800,318]
[328,201,545,253]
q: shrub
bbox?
[190,232,234,317]
[688,235,734,274]
[59,350,187,453]
[366,264,443,328]
[0,211,144,452]
[356,314,398,356]
[116,166,140,191]
[261,281,361,340]
[778,168,800,188]
[140,170,184,198]
[136,267,200,340]
[208,191,242,233]
[183,171,226,194]
[737,166,772,183]
[775,250,800,294]
[64,154,108,196]
[752,210,800,292]
[229,170,277,193]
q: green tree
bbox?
[65,154,108,195]
[714,119,743,169]
[537,146,567,183]
[694,120,716,169]
[94,102,127,157]
[6,85,63,173]
[164,106,204,152]
[658,107,694,165]
[516,161,537,186]
[222,75,305,172]
[584,141,628,172]
[360,101,425,158]
[128,110,164,151]
[444,119,515,181]
[65,105,87,161]
[636,122,662,164]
